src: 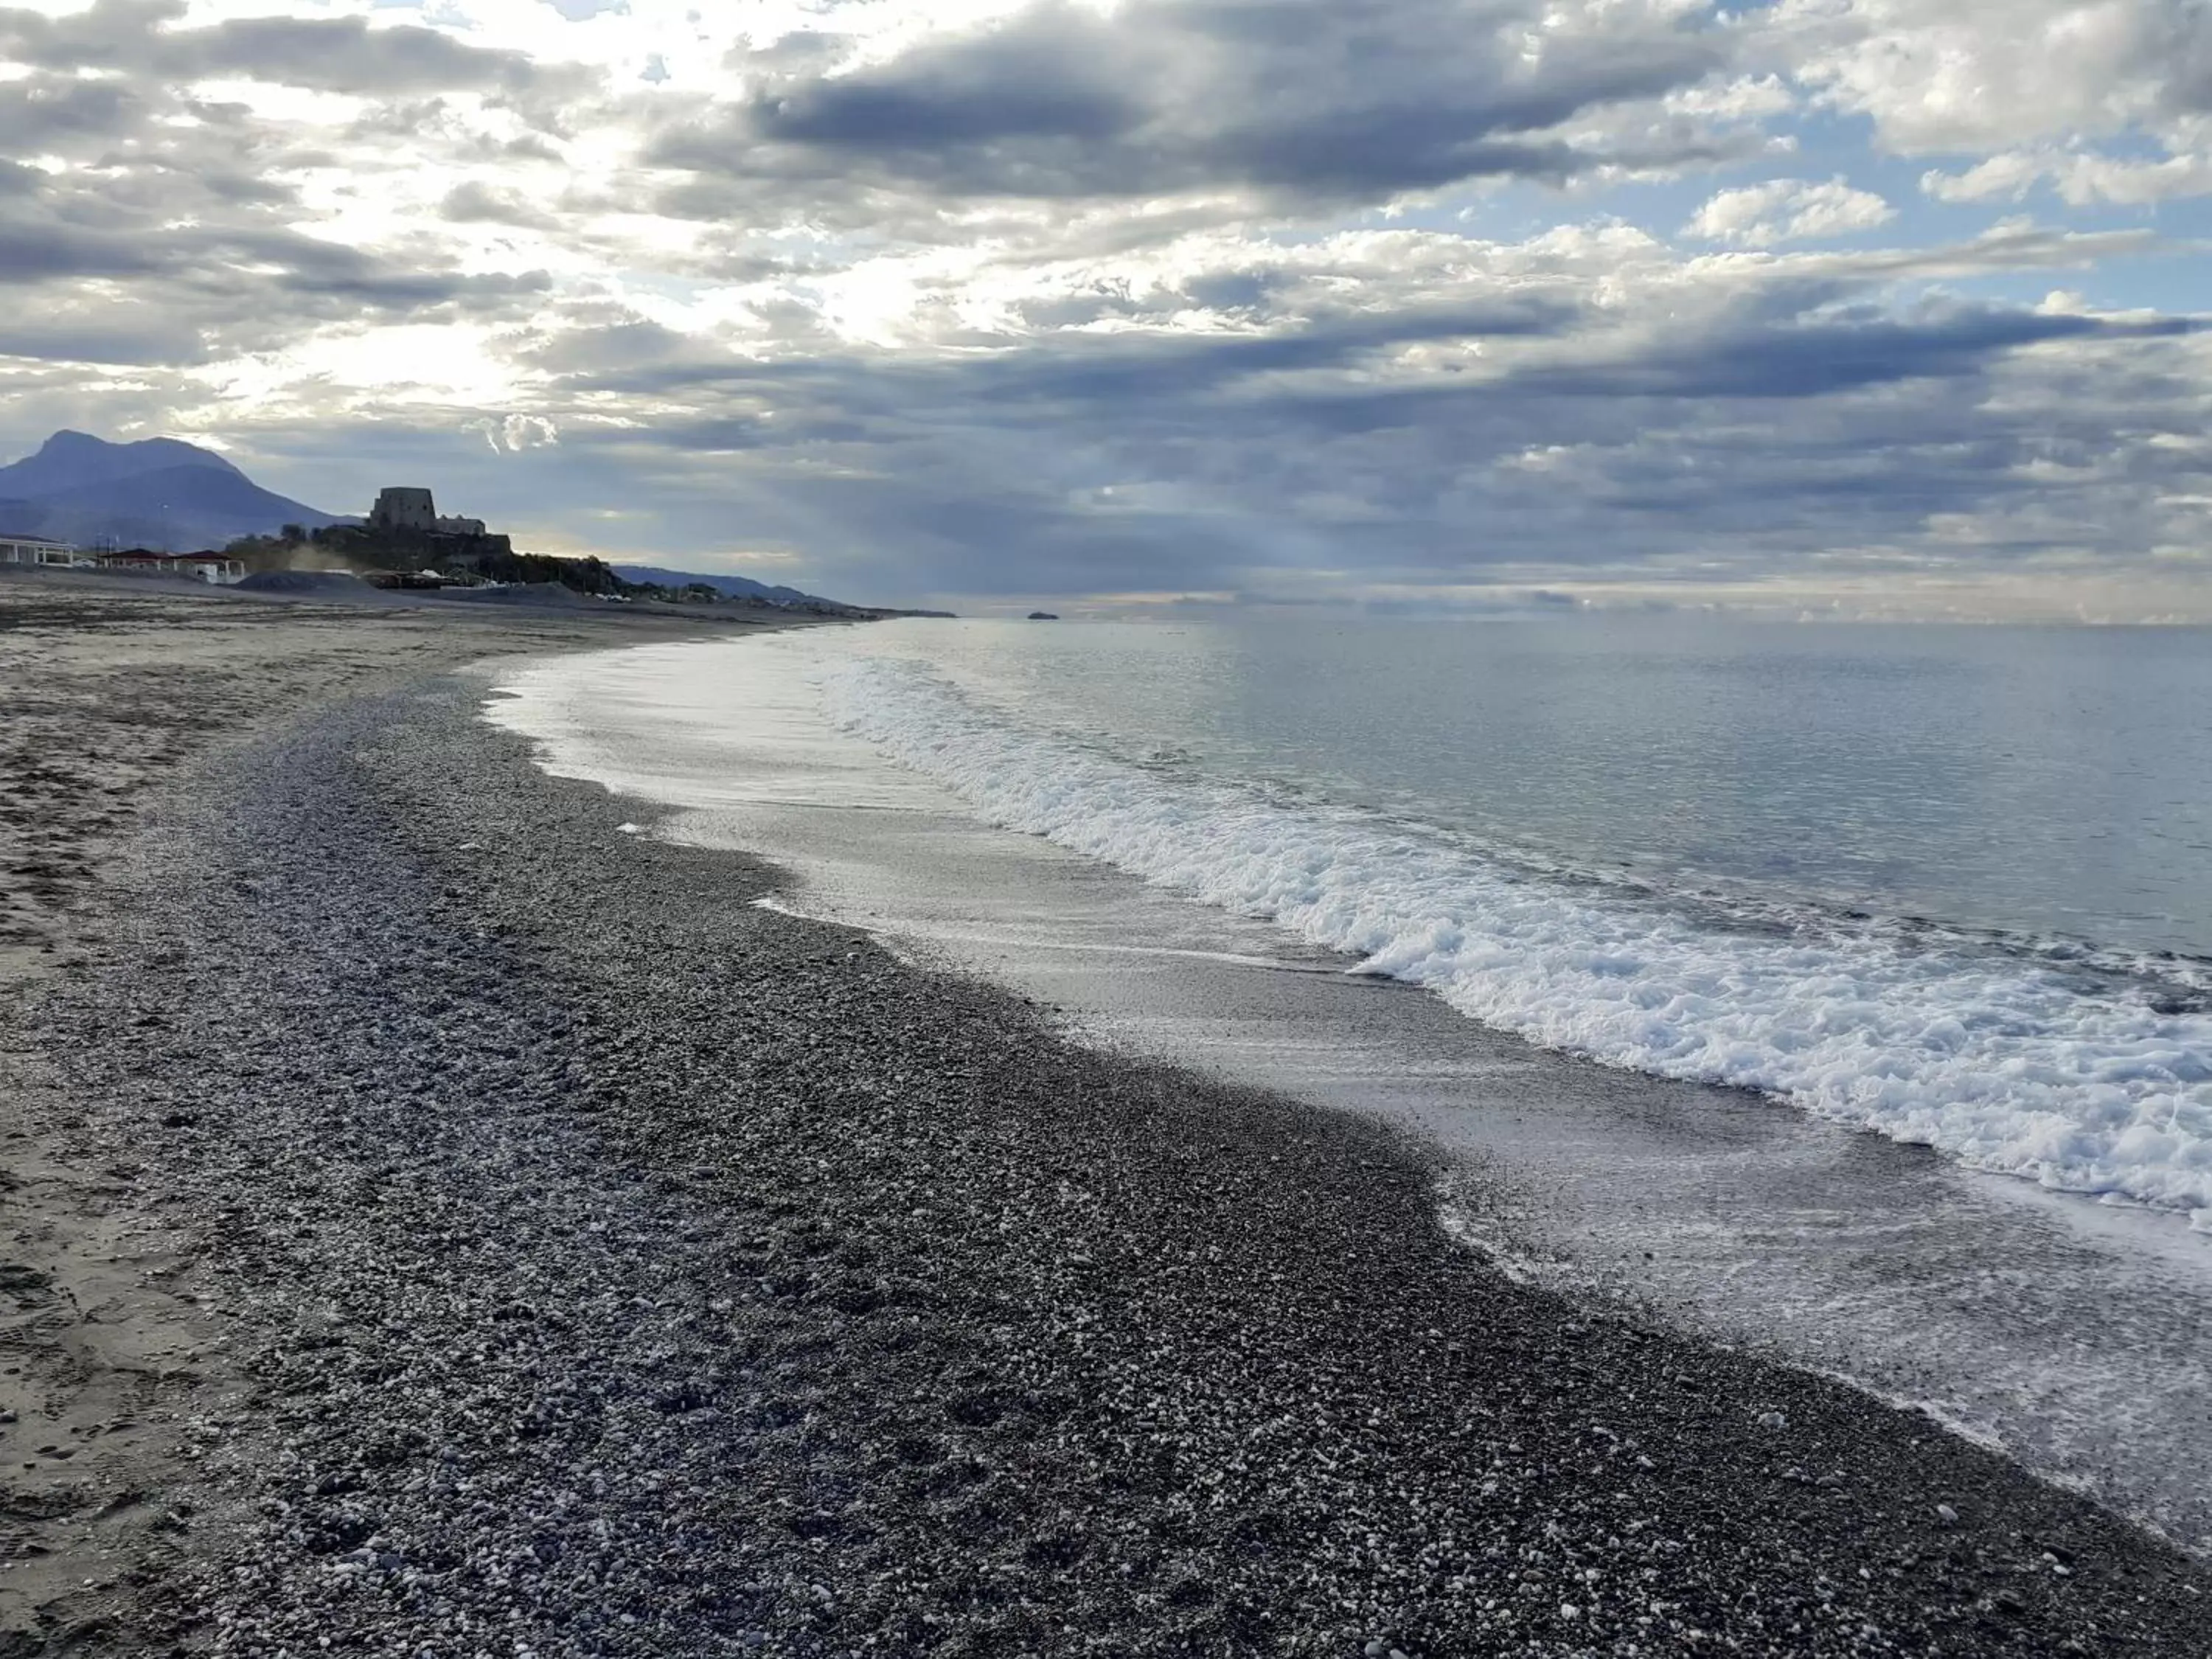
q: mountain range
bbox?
[0,431,343,552]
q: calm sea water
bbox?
[849,616,2212,964]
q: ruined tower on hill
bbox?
[338,486,515,587]
[369,487,437,535]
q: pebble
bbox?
[23,667,2210,1658]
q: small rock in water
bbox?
[1756,1410,1788,1430]
[1936,1503,1960,1526]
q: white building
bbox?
[173,553,248,585]
[100,551,248,585]
[0,533,86,568]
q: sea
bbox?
[487,613,2212,1551]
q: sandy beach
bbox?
[4,576,2210,1657]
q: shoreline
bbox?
[5,588,2211,1654]
[487,625,2212,1559]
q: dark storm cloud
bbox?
[0,183,544,310]
[193,14,545,95]
[0,0,553,95]
[0,218,161,282]
[962,296,1576,404]
[0,316,210,366]
[1272,305,2195,434]
[0,158,549,375]
[650,0,1733,211]
[748,17,1136,150]
[2125,2,2212,117]
[580,291,2140,462]
[1519,307,2191,401]
[520,313,697,375]
[556,291,1580,414]
[234,231,552,310]
[0,72,143,149]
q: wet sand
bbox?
[3,577,2209,1655]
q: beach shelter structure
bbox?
[0,533,85,568]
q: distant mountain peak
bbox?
[0,429,332,551]
[29,428,241,476]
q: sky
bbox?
[4,0,2211,618]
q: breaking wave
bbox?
[819,656,2212,1225]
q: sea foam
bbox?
[819,656,2212,1224]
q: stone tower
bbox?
[369,487,437,533]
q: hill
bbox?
[611,563,861,612]
[0,431,341,551]
[611,563,952,617]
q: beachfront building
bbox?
[0,533,86,568]
[98,550,248,585]
[174,552,248,585]
[369,487,438,533]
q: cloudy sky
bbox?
[5,0,2211,616]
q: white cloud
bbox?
[1924,128,2212,205]
[1773,0,2212,203]
[1663,73,1797,122]
[469,411,560,453]
[1920,152,2051,204]
[1769,0,2195,152]
[1685,177,1895,246]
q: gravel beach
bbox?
[0,578,771,1652]
[6,582,2210,1655]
